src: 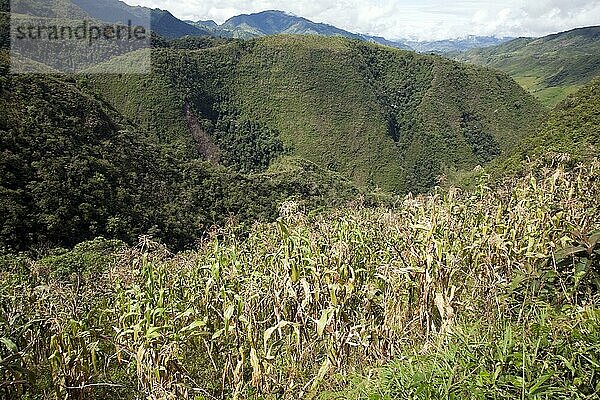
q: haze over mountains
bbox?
[5,0,513,52]
[188,10,517,53]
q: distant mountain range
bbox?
[188,10,512,52]
[3,1,512,52]
[71,0,213,38]
[407,36,514,53]
[188,10,415,51]
[454,26,600,106]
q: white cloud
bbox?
[122,0,600,40]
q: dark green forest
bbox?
[1,27,548,251]
[0,50,360,251]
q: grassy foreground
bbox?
[1,155,599,399]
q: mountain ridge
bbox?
[80,34,546,194]
[5,1,598,57]
[191,10,412,50]
[192,9,515,52]
[2,2,550,54]
[454,25,600,107]
[5,0,210,38]
[0,55,361,250]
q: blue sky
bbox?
[123,0,600,40]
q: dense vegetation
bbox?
[1,77,599,398]
[2,4,599,398]
[1,153,598,399]
[455,26,600,107]
[83,35,544,193]
[0,60,361,251]
[485,76,600,180]
[2,4,547,192]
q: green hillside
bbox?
[2,4,600,400]
[83,35,545,193]
[485,76,600,180]
[455,26,600,107]
[1,77,598,396]
[0,54,361,251]
[535,76,600,153]
[0,30,547,251]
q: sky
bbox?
[122,0,600,41]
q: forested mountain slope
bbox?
[83,35,546,193]
[455,26,600,107]
[0,6,548,251]
[486,76,600,179]
[0,54,359,251]
[1,81,598,398]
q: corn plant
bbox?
[1,156,599,399]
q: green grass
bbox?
[514,76,583,108]
[534,84,583,108]
[514,76,540,91]
[456,26,600,108]
[324,308,600,399]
